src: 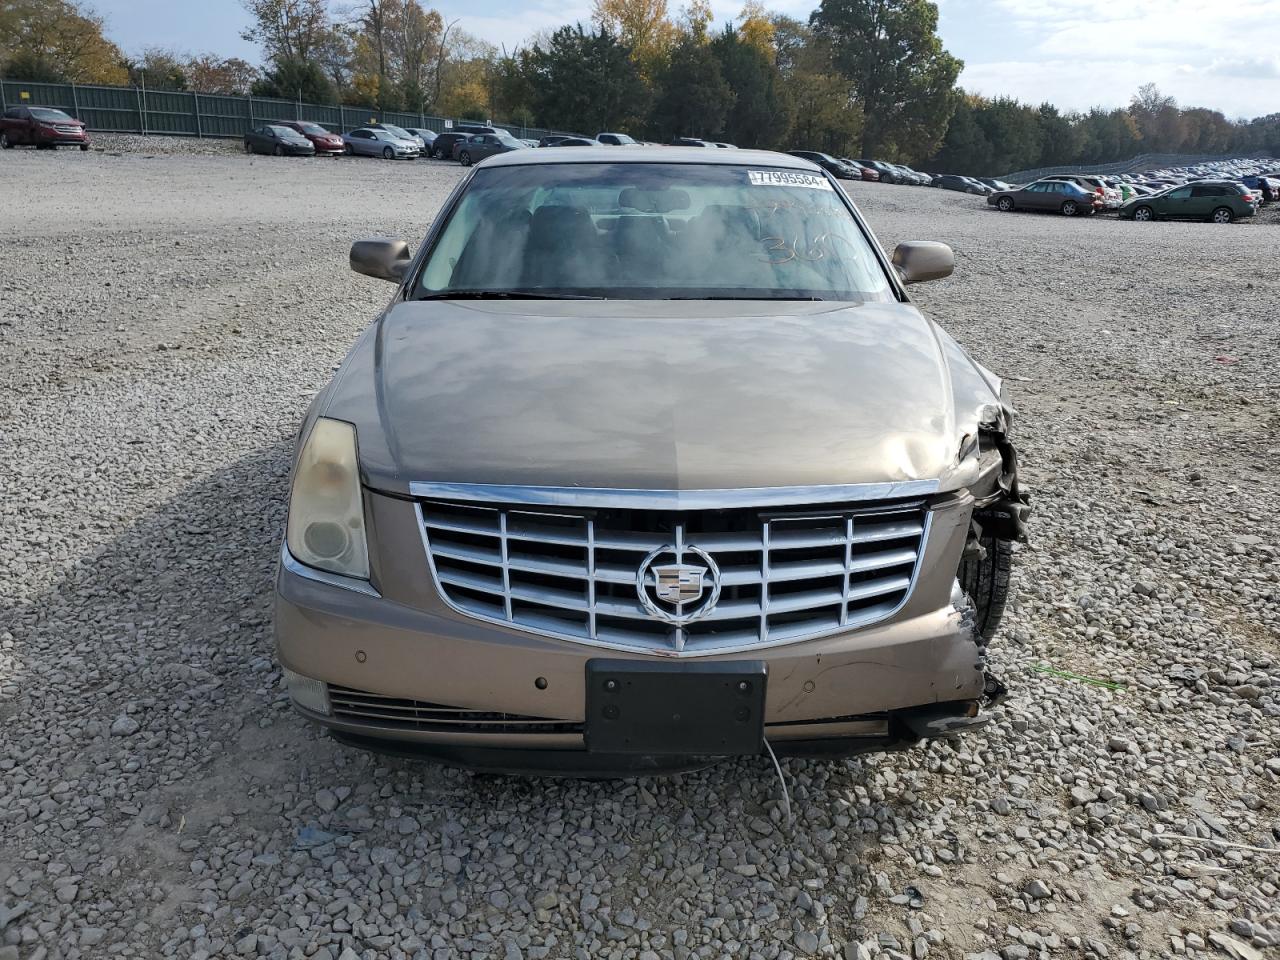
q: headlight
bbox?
[286,418,370,579]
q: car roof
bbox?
[482,146,822,170]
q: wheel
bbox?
[432,147,443,159]
[344,143,354,156]
[1132,206,1153,222]
[459,151,472,166]
[997,197,1014,212]
[383,146,394,160]
[79,143,89,151]
[0,132,11,149]
[244,142,252,154]
[958,534,1014,641]
[1211,206,1233,224]
[274,144,284,157]
[1060,199,1078,216]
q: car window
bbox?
[1168,186,1192,198]
[416,162,893,302]
[30,108,73,122]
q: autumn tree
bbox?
[240,0,331,62]
[810,0,960,158]
[591,0,675,79]
[184,55,260,95]
[0,0,127,83]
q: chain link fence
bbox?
[998,151,1273,184]
[0,78,579,143]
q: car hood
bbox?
[320,299,1006,495]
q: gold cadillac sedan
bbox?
[275,147,1030,774]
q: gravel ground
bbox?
[1,149,1278,960]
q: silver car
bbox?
[275,148,1030,774]
[342,128,419,160]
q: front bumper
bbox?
[275,489,994,769]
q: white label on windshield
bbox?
[748,170,833,190]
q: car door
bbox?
[1188,184,1218,218]
[14,107,33,145]
[1019,183,1047,210]
[245,127,264,153]
[1160,185,1193,219]
[354,131,376,156]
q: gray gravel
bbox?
[1,149,1278,960]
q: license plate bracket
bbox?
[585,659,766,755]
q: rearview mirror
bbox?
[891,241,954,284]
[350,238,411,283]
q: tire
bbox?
[959,535,1014,641]
[432,147,443,159]
[459,151,472,166]
[344,143,354,156]
[1132,206,1153,222]
[1060,200,1078,216]
[997,197,1014,212]
[274,144,284,157]
[1211,206,1233,224]
[383,146,394,160]
[244,142,252,154]
[79,143,89,151]
[0,132,11,149]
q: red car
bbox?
[1,106,90,150]
[277,121,345,155]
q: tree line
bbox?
[3,0,1278,173]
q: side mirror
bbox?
[350,238,411,283]
[891,241,954,284]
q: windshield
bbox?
[496,134,523,148]
[380,125,412,139]
[298,122,329,135]
[415,163,893,302]
[31,108,73,122]
[268,126,301,137]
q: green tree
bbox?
[524,24,647,133]
[810,0,960,159]
[124,47,189,90]
[240,0,331,62]
[709,26,788,148]
[251,56,335,102]
[650,32,733,140]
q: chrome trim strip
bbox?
[280,542,382,599]
[407,480,940,511]
[414,502,934,659]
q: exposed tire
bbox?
[1211,206,1233,224]
[79,143,89,151]
[274,144,284,157]
[959,535,1014,641]
[0,133,11,149]
[997,197,1014,212]
[459,151,472,166]
[1060,199,1078,216]
[344,143,354,156]
[1132,206,1153,222]
[383,146,394,160]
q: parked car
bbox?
[276,146,1027,774]
[932,174,985,195]
[1119,182,1257,223]
[432,126,508,159]
[977,178,1015,192]
[1,106,90,150]
[1241,175,1279,203]
[538,135,572,147]
[544,136,598,147]
[342,128,419,160]
[671,137,714,147]
[987,179,1102,216]
[370,122,426,151]
[1042,175,1121,209]
[837,159,881,182]
[405,128,438,150]
[789,150,860,179]
[596,132,637,145]
[277,120,345,155]
[453,131,528,165]
[856,160,901,183]
[243,124,316,157]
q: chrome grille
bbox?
[417,496,929,655]
[328,685,580,733]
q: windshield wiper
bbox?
[667,295,826,301]
[419,289,605,301]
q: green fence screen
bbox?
[0,79,575,143]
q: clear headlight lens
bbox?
[286,418,370,580]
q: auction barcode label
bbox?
[747,170,833,190]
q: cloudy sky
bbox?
[93,0,1280,119]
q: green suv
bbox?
[1120,181,1258,223]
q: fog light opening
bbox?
[283,667,331,716]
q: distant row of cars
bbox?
[977,157,1280,223]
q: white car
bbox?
[342,128,419,160]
